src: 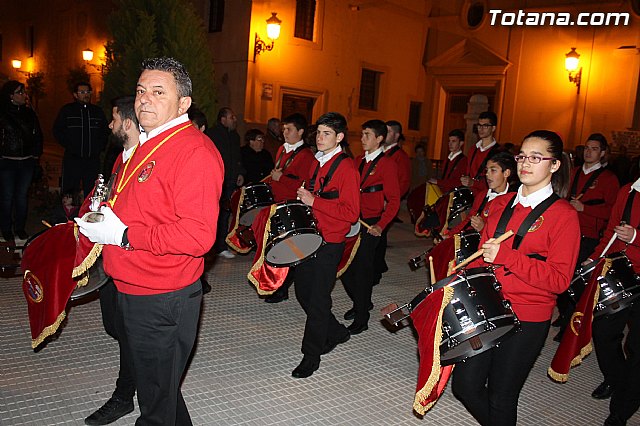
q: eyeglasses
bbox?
[476,123,494,129]
[77,90,92,95]
[514,155,555,164]
[13,89,25,95]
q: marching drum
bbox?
[387,267,520,365]
[265,201,323,267]
[568,252,640,317]
[448,187,474,229]
[239,182,275,226]
[416,187,474,233]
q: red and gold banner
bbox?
[226,187,253,254]
[248,206,289,294]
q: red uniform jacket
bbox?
[103,123,224,295]
[438,153,468,193]
[569,167,619,240]
[386,145,411,197]
[592,184,640,273]
[311,154,360,243]
[270,145,315,202]
[471,192,580,321]
[354,152,401,230]
[467,143,499,192]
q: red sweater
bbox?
[467,143,499,192]
[438,153,468,193]
[270,145,315,202]
[311,155,360,243]
[353,153,401,230]
[386,145,411,197]
[103,123,224,295]
[470,193,580,321]
[569,167,619,240]
[592,184,640,273]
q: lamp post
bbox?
[565,47,582,94]
[82,48,104,75]
[254,12,282,62]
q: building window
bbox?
[408,101,422,131]
[209,0,225,33]
[295,0,316,41]
[281,94,316,124]
[359,68,382,111]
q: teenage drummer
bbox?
[428,129,468,193]
[452,130,580,425]
[340,119,400,335]
[587,179,640,425]
[460,111,502,192]
[292,112,360,378]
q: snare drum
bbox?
[568,252,640,317]
[448,187,474,228]
[265,201,323,267]
[239,183,275,226]
[71,256,109,301]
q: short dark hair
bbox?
[486,151,518,185]
[282,113,308,132]
[244,128,265,144]
[141,57,192,97]
[216,107,233,123]
[188,105,208,130]
[362,119,388,140]
[478,111,497,126]
[110,96,138,127]
[316,112,347,136]
[448,129,465,141]
[74,81,92,93]
[586,133,609,152]
[385,120,403,135]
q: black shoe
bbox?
[347,322,369,335]
[291,357,320,379]
[553,328,565,342]
[265,289,288,303]
[15,230,28,241]
[592,382,614,400]
[344,303,374,320]
[322,332,351,355]
[201,278,212,295]
[85,396,134,425]
[604,414,627,426]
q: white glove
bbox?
[74,206,128,246]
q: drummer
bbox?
[292,112,360,378]
[261,113,315,303]
[451,130,580,425]
[587,178,640,425]
[428,129,468,193]
[340,119,400,335]
[460,111,502,192]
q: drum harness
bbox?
[569,167,606,206]
[441,152,465,180]
[308,153,350,199]
[358,151,384,194]
[275,143,309,180]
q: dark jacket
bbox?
[0,104,43,158]
[240,144,274,184]
[206,123,245,184]
[53,102,109,159]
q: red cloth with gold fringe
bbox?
[226,187,254,253]
[548,257,603,382]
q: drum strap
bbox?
[622,190,637,225]
[494,193,560,250]
[569,167,605,199]
[442,154,463,179]
[472,145,501,181]
[386,145,401,158]
[310,153,349,199]
[358,151,385,189]
[361,184,383,193]
[275,143,308,170]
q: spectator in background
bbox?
[264,117,283,159]
[188,105,208,132]
[241,129,274,184]
[410,144,433,190]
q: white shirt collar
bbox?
[365,147,383,162]
[582,162,602,175]
[122,145,137,163]
[487,184,509,202]
[384,142,398,152]
[476,138,497,152]
[138,114,190,145]
[511,183,554,208]
[284,140,304,153]
[631,177,640,193]
[315,145,343,167]
[448,150,462,161]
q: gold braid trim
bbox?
[226,188,251,253]
[336,234,361,278]
[72,242,103,280]
[248,204,278,295]
[414,210,428,238]
[31,310,66,349]
[413,285,455,414]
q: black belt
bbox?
[318,190,339,199]
[361,184,383,193]
[285,173,299,180]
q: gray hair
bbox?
[141,57,192,98]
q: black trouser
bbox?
[61,153,100,197]
[556,236,599,323]
[372,225,390,283]
[0,158,35,236]
[452,320,550,426]
[294,242,348,359]
[118,280,202,426]
[214,180,236,253]
[99,280,136,401]
[593,304,640,422]
[341,217,380,325]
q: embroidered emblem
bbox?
[570,311,584,336]
[23,271,44,303]
[483,208,490,217]
[589,178,598,189]
[529,215,544,232]
[138,161,155,182]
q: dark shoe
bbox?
[85,396,134,425]
[592,382,614,400]
[344,302,374,320]
[347,322,369,335]
[553,328,565,342]
[201,278,212,295]
[265,289,288,303]
[604,414,627,426]
[15,230,29,241]
[322,332,351,355]
[291,357,320,379]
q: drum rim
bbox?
[264,234,324,267]
[440,323,520,365]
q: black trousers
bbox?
[452,320,550,426]
[99,280,136,401]
[118,280,202,426]
[372,225,390,283]
[61,154,100,197]
[214,180,236,253]
[341,217,380,325]
[294,242,349,359]
[593,303,640,422]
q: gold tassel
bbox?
[225,187,251,253]
[247,204,279,295]
[31,310,66,349]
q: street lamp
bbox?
[254,12,282,62]
[565,47,582,94]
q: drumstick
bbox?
[599,232,618,258]
[297,181,306,201]
[452,230,514,271]
[428,256,436,284]
[358,219,372,231]
[41,220,52,228]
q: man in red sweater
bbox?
[461,111,501,192]
[341,119,400,334]
[75,57,223,425]
[292,112,360,378]
[429,129,468,193]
